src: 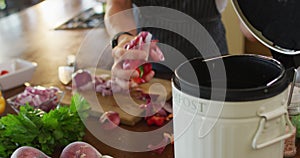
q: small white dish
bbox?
[0,59,37,90]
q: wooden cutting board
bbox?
[87,68,172,126]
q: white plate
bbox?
[0,59,37,90]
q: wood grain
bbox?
[82,68,172,126]
[1,0,298,158]
[0,0,175,157]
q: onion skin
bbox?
[60,141,102,158]
[10,146,50,158]
[10,142,113,158]
[123,32,154,85]
[99,111,120,130]
[72,70,93,91]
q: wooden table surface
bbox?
[0,0,298,157]
[0,0,173,157]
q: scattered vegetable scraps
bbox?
[147,133,174,154]
[99,111,120,130]
[0,93,90,157]
[72,70,124,96]
[11,86,61,112]
[0,70,9,76]
[123,32,157,85]
[140,101,173,127]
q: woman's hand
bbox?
[111,33,164,89]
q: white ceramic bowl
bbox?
[0,59,37,90]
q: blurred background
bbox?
[0,0,44,18]
[222,1,271,57]
[0,0,271,57]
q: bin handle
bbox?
[252,113,293,150]
[287,68,297,107]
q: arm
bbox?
[104,0,137,39]
[104,0,149,89]
[104,0,164,89]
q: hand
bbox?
[111,34,164,89]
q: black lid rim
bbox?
[173,54,290,102]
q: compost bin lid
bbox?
[232,0,300,68]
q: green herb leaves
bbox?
[0,93,90,157]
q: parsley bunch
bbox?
[0,93,90,157]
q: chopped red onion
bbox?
[156,108,168,117]
[72,69,94,91]
[132,90,159,102]
[99,111,120,130]
[162,102,172,113]
[139,103,153,118]
[73,69,125,96]
[122,32,155,86]
[147,132,173,154]
[140,101,168,118]
[14,86,60,112]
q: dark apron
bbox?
[132,0,229,75]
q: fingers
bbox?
[113,70,155,90]
[112,63,139,80]
[150,45,165,62]
[150,48,165,62]
[113,48,148,62]
[143,70,155,82]
[114,78,131,90]
[112,47,126,59]
[113,39,164,62]
[111,33,164,90]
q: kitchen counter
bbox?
[0,0,298,157]
[0,0,173,157]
